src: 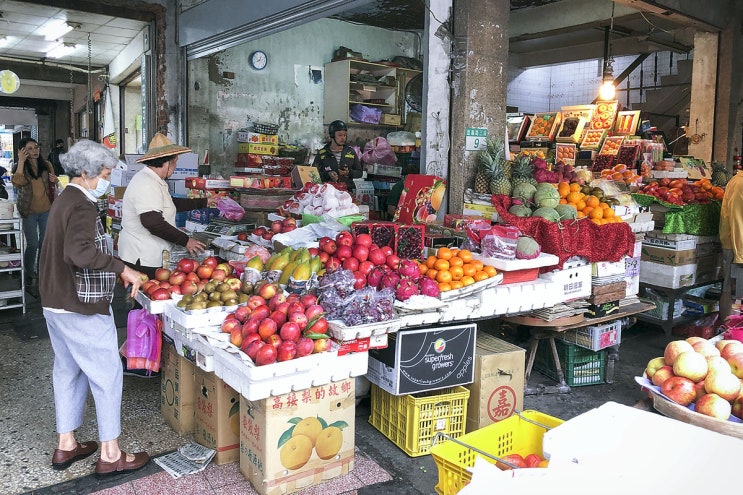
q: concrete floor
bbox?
[1,285,676,495]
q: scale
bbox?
[192,218,255,245]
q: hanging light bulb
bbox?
[598,58,616,101]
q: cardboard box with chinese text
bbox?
[194,367,240,465]
[160,337,196,435]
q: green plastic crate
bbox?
[533,338,605,386]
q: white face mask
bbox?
[84,176,110,198]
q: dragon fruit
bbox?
[396,277,420,301]
[398,259,421,280]
[515,236,541,260]
[418,277,440,298]
[366,265,387,289]
[380,271,401,291]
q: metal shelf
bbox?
[0,216,25,314]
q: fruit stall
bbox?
[118,111,743,493]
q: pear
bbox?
[246,255,264,272]
[269,252,291,271]
[279,261,299,285]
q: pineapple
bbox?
[510,153,538,188]
[711,161,731,187]
[489,156,513,196]
[474,150,494,194]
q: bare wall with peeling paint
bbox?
[187,18,418,176]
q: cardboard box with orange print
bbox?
[240,378,356,495]
[393,174,446,224]
[160,338,196,435]
[194,367,240,465]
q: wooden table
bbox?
[501,302,656,395]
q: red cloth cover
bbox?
[491,195,636,270]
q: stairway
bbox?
[631,58,692,154]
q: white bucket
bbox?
[0,199,14,219]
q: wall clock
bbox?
[249,51,268,71]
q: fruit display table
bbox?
[501,302,656,394]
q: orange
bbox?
[588,208,603,220]
[425,255,438,269]
[449,280,463,290]
[449,256,464,267]
[557,182,570,198]
[470,260,484,272]
[559,198,568,205]
[450,266,464,281]
[537,460,549,468]
[457,249,473,263]
[461,275,475,286]
[434,259,450,271]
[437,247,453,260]
[575,199,586,210]
[449,248,460,258]
[436,270,452,284]
[602,207,615,219]
[427,269,438,280]
[577,210,586,219]
[598,202,609,209]
[438,282,451,292]
[462,263,477,277]
[483,265,497,277]
[569,182,581,192]
[418,263,428,275]
[566,191,582,203]
[586,195,600,208]
[474,271,489,282]
[582,206,594,216]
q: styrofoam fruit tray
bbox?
[439,273,503,301]
[218,342,326,380]
[471,252,559,271]
[135,291,177,315]
[172,333,216,372]
[327,318,402,340]
[163,303,231,328]
[394,295,449,313]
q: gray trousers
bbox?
[44,308,122,442]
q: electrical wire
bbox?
[639,11,674,34]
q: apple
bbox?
[154,268,171,282]
[177,258,196,273]
[282,217,297,229]
[312,337,331,353]
[342,257,359,272]
[352,245,369,262]
[288,311,308,331]
[691,340,720,358]
[268,293,287,311]
[685,336,707,346]
[386,254,401,270]
[664,340,694,366]
[265,333,283,349]
[716,339,742,352]
[304,304,325,321]
[241,317,261,336]
[234,305,252,323]
[277,340,297,362]
[296,337,314,357]
[202,256,218,269]
[279,321,301,342]
[651,365,675,387]
[158,281,171,290]
[318,251,330,263]
[694,380,707,401]
[240,333,261,352]
[216,263,233,277]
[660,376,697,406]
[354,233,372,248]
[257,282,280,301]
[229,327,243,347]
[245,341,263,362]
[307,317,328,335]
[168,285,182,295]
[695,393,732,420]
[271,220,284,234]
[321,239,337,255]
[221,317,242,334]
[380,245,394,257]
[258,318,278,340]
[645,357,667,378]
[145,284,160,297]
[249,305,271,321]
[211,268,227,282]
[179,280,197,296]
[252,227,267,237]
[186,271,200,282]
[150,288,171,300]
[196,280,207,292]
[254,344,278,366]
[672,351,708,382]
[274,301,291,316]
[325,257,341,271]
[706,355,732,375]
[721,342,743,360]
[300,294,317,307]
[262,231,274,241]
[287,301,305,316]
[269,310,287,326]
[732,395,743,420]
[336,231,353,247]
[308,247,319,256]
[141,280,158,293]
[704,370,742,401]
[336,245,352,261]
[247,295,266,310]
[368,248,387,266]
[224,277,242,292]
[726,352,743,378]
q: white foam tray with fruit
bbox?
[163,303,232,328]
[471,252,559,271]
[327,318,402,340]
[134,291,177,315]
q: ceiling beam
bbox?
[13,0,157,22]
[0,60,90,85]
[509,0,639,39]
[614,0,730,31]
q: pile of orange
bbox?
[556,181,624,226]
[697,178,725,201]
[419,247,498,293]
[599,163,641,186]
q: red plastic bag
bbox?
[215,196,245,222]
[124,309,162,374]
[361,137,397,165]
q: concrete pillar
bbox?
[449,0,509,214]
[713,8,743,167]
[687,31,717,162]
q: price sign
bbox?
[465,128,488,151]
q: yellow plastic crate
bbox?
[368,385,469,457]
[429,410,564,495]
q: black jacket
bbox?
[312,144,362,190]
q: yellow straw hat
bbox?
[137,133,191,163]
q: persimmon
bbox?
[436,247,453,260]
[436,270,453,284]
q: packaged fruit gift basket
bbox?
[429,410,564,495]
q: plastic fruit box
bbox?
[167,330,216,372]
[327,318,402,340]
[396,224,426,260]
[538,258,592,303]
[162,303,231,329]
[560,320,622,351]
[351,221,397,249]
[484,278,557,316]
[533,338,606,387]
[369,384,470,457]
[134,291,176,315]
[472,253,559,285]
[429,410,564,495]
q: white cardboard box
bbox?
[639,260,695,288]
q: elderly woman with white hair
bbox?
[39,140,151,477]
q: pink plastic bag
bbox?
[215,196,245,222]
[361,137,397,165]
[125,309,162,374]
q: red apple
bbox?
[726,352,743,378]
[695,393,732,419]
[296,337,314,357]
[229,327,243,347]
[358,260,375,277]
[307,317,328,335]
[180,280,198,296]
[685,336,707,346]
[177,258,196,273]
[368,248,387,266]
[325,257,341,271]
[241,317,261,336]
[196,264,213,279]
[196,280,207,292]
[336,231,353,247]
[321,240,337,255]
[234,305,252,323]
[651,365,674,387]
[277,340,297,362]
[663,340,694,366]
[216,263,233,277]
[287,301,305,316]
[732,395,743,420]
[141,280,158,293]
[225,277,242,291]
[352,245,369,262]
[282,217,297,229]
[245,341,263,362]
[304,304,325,321]
[299,294,317,307]
[385,254,400,270]
[286,293,301,304]
[279,321,301,342]
[354,233,372,248]
[308,247,320,256]
[716,340,742,353]
[271,220,284,234]
[202,256,218,269]
[380,246,393,257]
[288,311,308,331]
[694,380,707,401]
[274,301,291,316]
[221,317,242,334]
[262,231,274,241]
[265,333,282,349]
[660,375,697,406]
[691,340,720,358]
[249,305,270,321]
[154,268,171,282]
[337,245,352,261]
[342,257,359,272]
[269,310,287,326]
[258,318,278,339]
[704,370,742,401]
[318,251,330,263]
[252,227,267,237]
[158,281,171,290]
[240,333,261,352]
[672,351,708,382]
[268,293,287,311]
[254,344,278,366]
[168,285,182,295]
[211,268,227,281]
[257,282,280,301]
[721,342,743,360]
[145,284,160,297]
[645,357,667,379]
[247,295,266,310]
[151,288,171,300]
[312,337,331,353]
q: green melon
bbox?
[531,207,561,222]
[555,204,578,221]
[508,204,533,217]
[512,182,537,204]
[534,185,560,208]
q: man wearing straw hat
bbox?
[118,133,218,281]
